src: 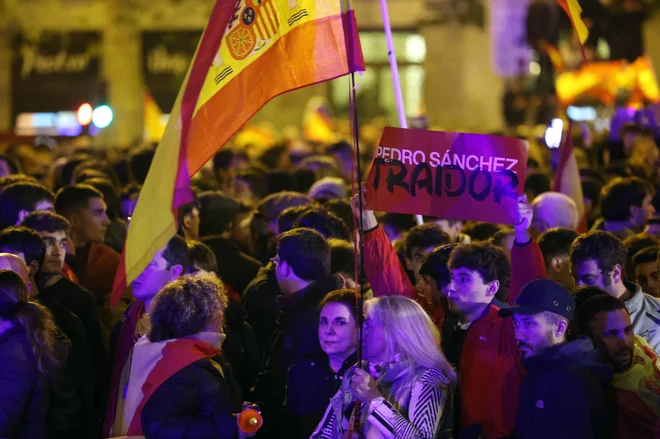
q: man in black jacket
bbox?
[499,279,615,439]
[253,227,340,438]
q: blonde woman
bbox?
[311,296,456,439]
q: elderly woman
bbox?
[311,295,456,439]
[121,274,255,439]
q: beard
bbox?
[610,346,634,372]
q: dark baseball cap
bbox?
[498,279,575,320]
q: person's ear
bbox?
[16,209,30,225]
[612,264,624,284]
[486,280,500,297]
[280,260,292,278]
[68,211,82,228]
[551,257,563,274]
[631,205,640,220]
[182,214,192,231]
[555,319,569,337]
[170,264,183,280]
[28,260,40,278]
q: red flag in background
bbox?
[554,122,588,233]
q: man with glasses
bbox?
[570,230,660,351]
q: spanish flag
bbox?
[553,122,587,233]
[112,0,364,307]
[556,0,589,58]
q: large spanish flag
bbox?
[112,0,364,307]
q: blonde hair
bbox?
[0,270,58,376]
[365,296,456,408]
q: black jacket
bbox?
[285,354,357,439]
[203,236,262,296]
[241,264,281,357]
[252,276,341,437]
[0,325,45,439]
[141,355,244,439]
[513,337,615,439]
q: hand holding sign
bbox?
[350,183,378,231]
[365,128,529,224]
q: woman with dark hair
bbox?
[285,289,359,439]
[312,296,456,439]
[121,274,256,439]
[0,269,58,439]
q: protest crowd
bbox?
[0,118,660,439]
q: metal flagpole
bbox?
[379,0,424,226]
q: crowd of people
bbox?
[1,124,660,439]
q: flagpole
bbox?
[379,0,424,226]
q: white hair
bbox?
[365,296,457,409]
[532,192,579,230]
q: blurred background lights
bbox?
[92,105,113,129]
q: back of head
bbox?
[405,223,451,259]
[601,177,654,222]
[569,231,627,273]
[277,227,331,281]
[462,222,502,242]
[307,177,346,201]
[489,228,515,249]
[21,211,70,234]
[256,191,310,223]
[538,228,579,266]
[574,285,610,314]
[632,245,660,268]
[419,244,457,290]
[449,242,510,297]
[0,270,57,375]
[0,174,38,191]
[581,178,603,205]
[0,227,45,267]
[295,207,350,241]
[164,235,190,273]
[0,182,55,230]
[322,199,353,229]
[149,274,228,342]
[623,233,660,263]
[577,293,628,336]
[278,205,311,235]
[532,192,579,230]
[366,296,456,388]
[55,184,104,219]
[198,191,241,238]
[129,147,156,185]
[381,213,417,238]
[524,171,551,200]
[187,240,219,275]
[328,239,355,277]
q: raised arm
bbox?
[351,188,416,299]
[510,195,547,305]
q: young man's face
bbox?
[587,309,635,372]
[132,247,180,303]
[406,245,438,285]
[572,259,619,296]
[631,194,655,228]
[39,230,67,274]
[446,267,496,315]
[636,261,660,297]
[73,197,110,245]
[513,312,561,359]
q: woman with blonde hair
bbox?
[0,269,58,439]
[312,295,456,439]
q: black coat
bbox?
[141,355,244,439]
[204,236,262,296]
[241,264,281,358]
[285,354,357,439]
[0,325,45,439]
[513,337,616,439]
[253,276,341,437]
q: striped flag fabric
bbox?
[556,0,589,59]
[553,122,588,233]
[111,0,364,307]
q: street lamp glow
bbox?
[77,103,93,126]
[92,105,113,129]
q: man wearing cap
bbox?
[500,279,615,439]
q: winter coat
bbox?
[623,281,660,352]
[141,355,244,439]
[513,337,615,439]
[0,325,46,439]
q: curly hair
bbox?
[569,231,628,274]
[449,242,510,299]
[148,274,228,342]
